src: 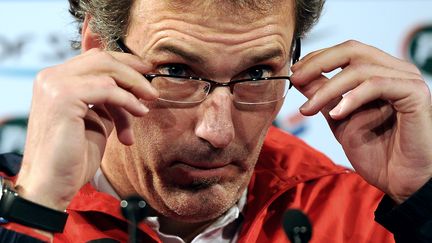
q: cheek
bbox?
[131,103,198,161]
[234,103,281,144]
[127,106,198,195]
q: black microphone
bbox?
[120,196,148,243]
[282,209,312,243]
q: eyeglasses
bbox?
[116,38,301,105]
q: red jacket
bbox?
[3,126,394,242]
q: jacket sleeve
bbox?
[0,226,46,243]
[0,222,52,242]
[375,178,432,243]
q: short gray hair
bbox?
[69,0,324,50]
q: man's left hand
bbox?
[290,40,432,204]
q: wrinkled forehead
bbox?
[131,0,294,26]
[127,0,296,67]
[163,0,290,19]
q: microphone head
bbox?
[282,209,312,243]
[120,195,148,223]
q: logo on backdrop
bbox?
[273,112,308,136]
[0,33,79,77]
[404,24,432,79]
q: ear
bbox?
[81,14,104,51]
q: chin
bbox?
[155,178,248,223]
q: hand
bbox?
[290,40,432,204]
[15,48,158,210]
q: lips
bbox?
[164,161,239,188]
[176,160,231,169]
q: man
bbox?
[0,0,431,242]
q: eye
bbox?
[245,66,273,80]
[159,64,190,76]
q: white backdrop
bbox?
[1,0,431,168]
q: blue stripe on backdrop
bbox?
[0,68,38,78]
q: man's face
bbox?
[104,0,294,223]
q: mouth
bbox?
[177,160,232,169]
[165,161,240,189]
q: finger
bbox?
[295,74,328,99]
[83,106,113,156]
[66,50,159,100]
[329,76,431,120]
[85,105,113,138]
[291,48,327,72]
[107,51,153,74]
[295,74,342,122]
[91,52,159,100]
[300,64,422,115]
[291,40,421,85]
[79,48,152,71]
[105,104,135,146]
[75,76,150,117]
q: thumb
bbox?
[84,105,114,160]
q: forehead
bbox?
[130,0,294,30]
[162,0,288,21]
[127,0,295,74]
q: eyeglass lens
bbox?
[150,76,289,104]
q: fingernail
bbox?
[330,100,346,118]
[329,106,341,118]
[299,100,311,111]
[141,103,150,113]
[150,87,160,98]
[290,71,300,80]
[291,62,300,72]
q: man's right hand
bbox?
[14,48,158,211]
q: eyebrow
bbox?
[155,44,205,65]
[248,48,285,66]
[155,43,285,67]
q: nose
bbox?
[195,89,235,148]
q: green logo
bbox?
[407,25,432,77]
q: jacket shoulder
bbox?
[260,126,348,180]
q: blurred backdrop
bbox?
[1,0,431,168]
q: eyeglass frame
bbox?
[115,37,301,104]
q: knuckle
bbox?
[347,62,369,73]
[95,52,117,72]
[34,66,78,103]
[411,78,430,93]
[96,51,115,62]
[34,67,60,96]
[86,47,103,54]
[344,90,360,104]
[407,63,422,76]
[341,40,367,58]
[99,77,118,91]
[35,66,55,83]
[365,76,390,87]
[344,39,362,49]
[408,79,431,104]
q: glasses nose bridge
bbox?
[207,80,235,96]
